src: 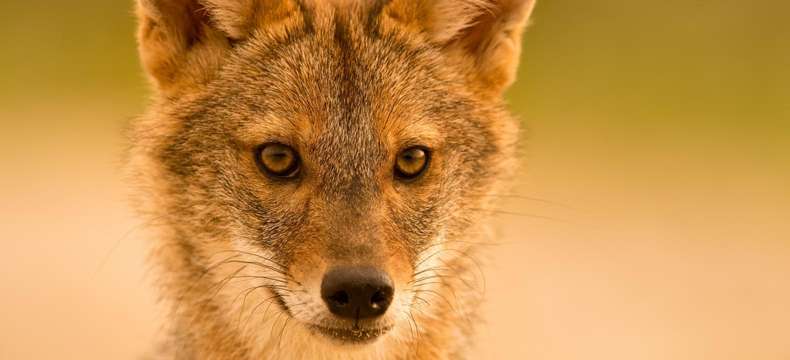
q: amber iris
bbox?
[256,143,300,178]
[395,146,430,180]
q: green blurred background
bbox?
[0,1,788,359]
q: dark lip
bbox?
[308,324,392,345]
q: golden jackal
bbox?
[129,0,535,358]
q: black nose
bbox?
[321,266,394,320]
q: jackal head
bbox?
[132,0,534,353]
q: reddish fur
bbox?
[130,1,536,358]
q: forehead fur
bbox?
[183,1,493,172]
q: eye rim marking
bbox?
[255,142,301,179]
[394,146,431,181]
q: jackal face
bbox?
[133,0,534,350]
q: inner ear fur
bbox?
[382,0,537,98]
[135,0,302,93]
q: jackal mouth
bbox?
[308,324,393,345]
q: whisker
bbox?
[171,253,244,315]
[471,192,576,209]
[269,310,289,358]
[411,270,483,297]
[412,295,430,308]
[467,207,569,223]
[406,309,421,354]
[234,285,268,330]
[413,287,472,326]
[276,313,293,355]
[411,274,454,286]
[211,249,289,270]
[222,274,289,284]
[409,266,454,281]
[413,289,454,314]
[222,260,291,276]
[414,248,450,271]
[433,257,486,295]
[195,266,247,321]
[416,248,487,295]
[422,238,505,250]
[93,217,153,276]
[243,294,281,332]
[409,281,443,289]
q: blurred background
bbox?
[0,0,788,359]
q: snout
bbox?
[320,266,394,320]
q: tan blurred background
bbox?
[1,1,788,359]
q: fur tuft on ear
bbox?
[135,0,303,93]
[200,0,259,40]
[135,0,250,93]
[425,0,496,43]
[383,0,537,97]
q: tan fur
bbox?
[129,1,535,359]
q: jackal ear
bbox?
[135,0,300,93]
[382,0,537,97]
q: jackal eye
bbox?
[395,146,430,181]
[255,143,300,179]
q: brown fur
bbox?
[129,0,535,358]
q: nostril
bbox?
[329,290,350,306]
[370,290,389,309]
